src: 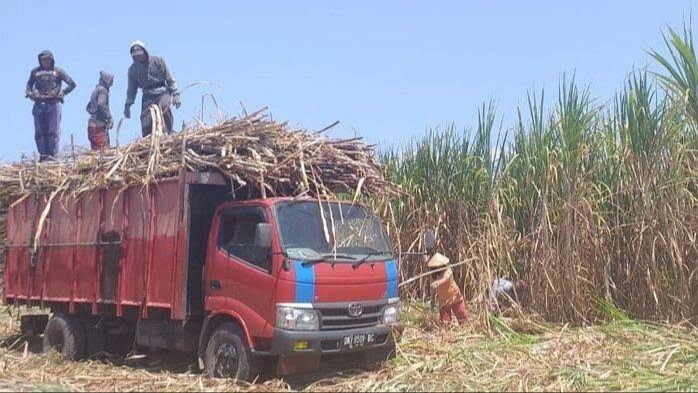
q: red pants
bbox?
[88,124,109,150]
[439,300,469,324]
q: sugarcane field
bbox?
[2,2,698,392]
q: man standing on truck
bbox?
[123,40,181,137]
[25,50,76,161]
[86,71,114,150]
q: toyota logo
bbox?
[347,303,363,318]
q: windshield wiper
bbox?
[352,251,393,269]
[301,253,357,267]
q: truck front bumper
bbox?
[269,323,403,356]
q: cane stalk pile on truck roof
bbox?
[0,108,398,203]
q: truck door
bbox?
[207,206,277,335]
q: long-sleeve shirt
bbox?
[488,278,516,311]
[26,67,76,103]
[125,55,178,107]
[86,72,114,126]
[432,268,462,307]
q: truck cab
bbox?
[200,197,401,378]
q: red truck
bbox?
[3,171,402,380]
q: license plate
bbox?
[341,333,376,350]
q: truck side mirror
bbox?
[255,223,273,249]
[424,228,436,252]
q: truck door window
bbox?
[217,208,270,272]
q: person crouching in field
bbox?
[86,71,114,150]
[487,277,528,315]
[428,252,469,325]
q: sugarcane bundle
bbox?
[0,108,398,203]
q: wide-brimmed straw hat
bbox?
[427,252,450,268]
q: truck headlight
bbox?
[276,305,319,331]
[383,302,401,325]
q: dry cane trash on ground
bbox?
[0,304,696,392]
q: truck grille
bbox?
[316,303,384,331]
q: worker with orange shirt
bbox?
[428,252,469,325]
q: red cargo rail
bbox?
[4,171,230,321]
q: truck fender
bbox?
[197,311,253,370]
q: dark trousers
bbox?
[32,101,61,158]
[140,93,173,137]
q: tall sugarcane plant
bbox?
[380,22,698,323]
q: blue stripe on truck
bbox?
[294,260,315,303]
[385,259,398,298]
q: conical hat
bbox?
[427,252,450,268]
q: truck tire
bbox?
[204,323,259,381]
[42,314,86,360]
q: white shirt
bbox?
[488,278,514,310]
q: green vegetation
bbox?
[380,22,698,324]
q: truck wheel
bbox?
[42,314,86,360]
[204,323,259,381]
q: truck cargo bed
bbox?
[3,171,231,321]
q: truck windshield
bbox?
[275,201,393,262]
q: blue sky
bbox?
[0,1,695,161]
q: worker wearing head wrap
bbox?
[86,71,114,150]
[25,50,76,161]
[428,253,469,325]
[123,40,180,137]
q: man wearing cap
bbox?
[25,50,76,161]
[428,252,469,325]
[124,40,181,137]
